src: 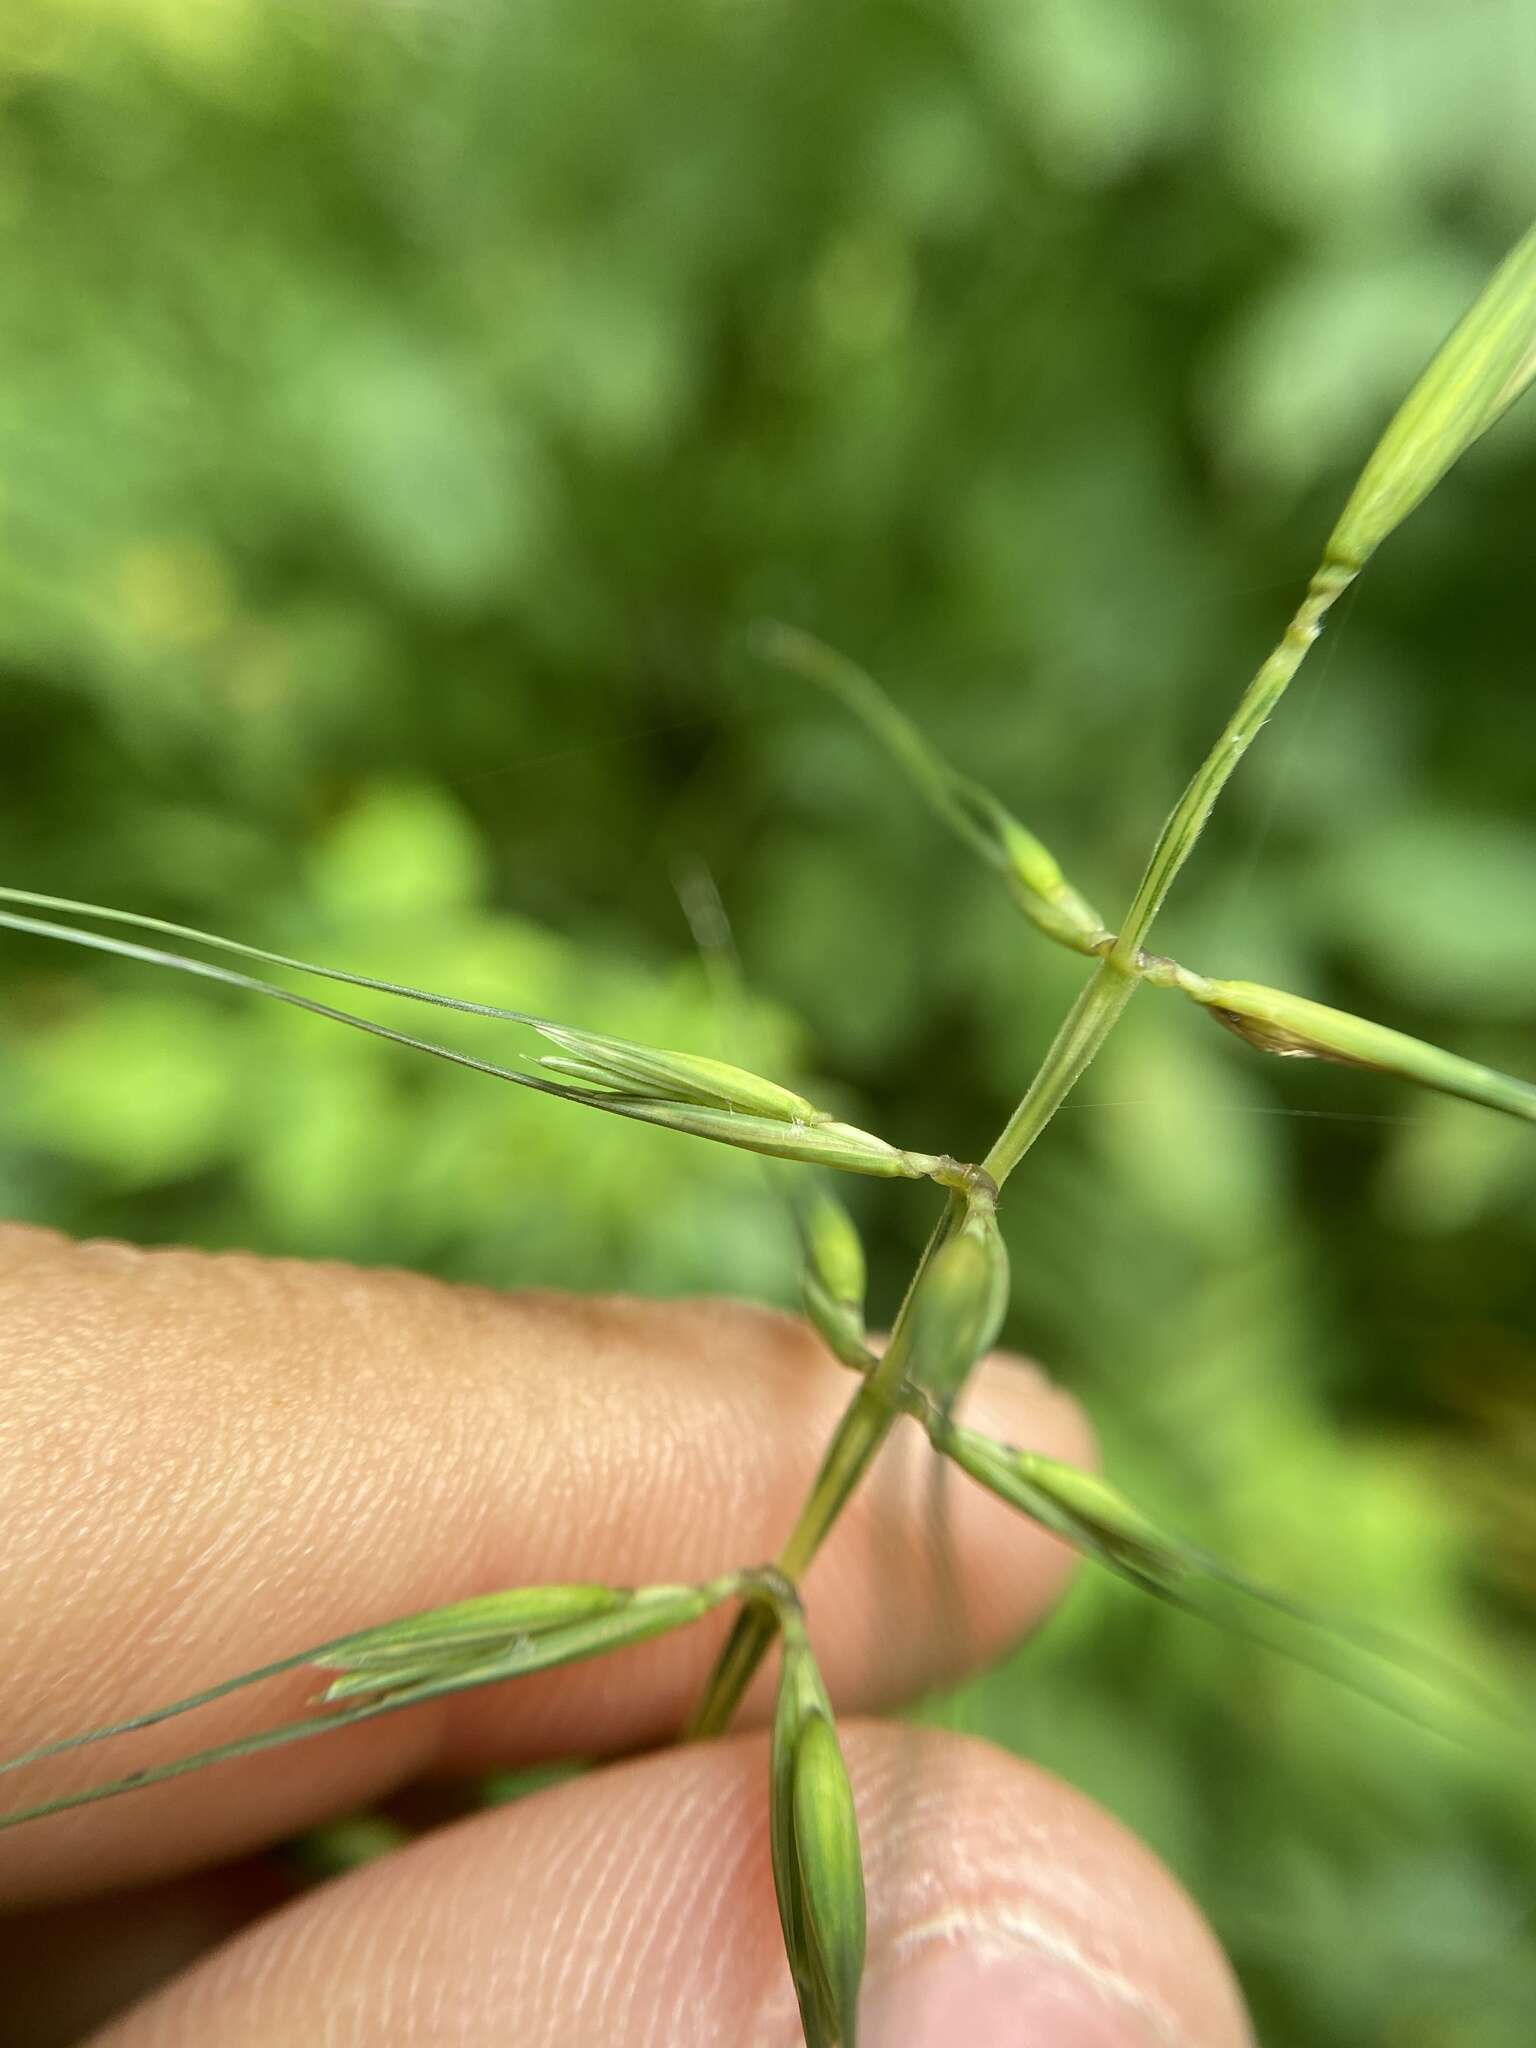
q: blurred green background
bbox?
[2,2,1534,2041]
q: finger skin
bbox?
[0,1227,1093,1901]
[83,1723,1254,2048]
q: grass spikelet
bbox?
[770,1609,866,2048]
[1177,972,1536,1124]
[902,1200,1009,1411]
[1327,221,1536,570]
[534,1022,830,1124]
[927,1423,1516,1741]
[587,1096,945,1178]
[751,622,1107,953]
[317,1586,629,1669]
[0,1578,741,1830]
[796,1187,871,1369]
[0,903,940,1181]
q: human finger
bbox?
[83,1721,1254,2048]
[0,1227,1092,1900]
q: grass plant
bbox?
[2,225,1535,2044]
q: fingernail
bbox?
[864,1949,1167,2048]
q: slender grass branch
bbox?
[1109,563,1355,971]
[979,955,1141,1190]
[687,1191,967,1737]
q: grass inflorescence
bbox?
[3,225,1536,2045]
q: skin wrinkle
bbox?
[688,1849,764,2048]
[646,1767,771,2033]
[393,1914,444,2044]
[546,1810,633,2022]
[562,1752,780,2038]
[586,1768,770,2046]
[542,1765,648,2020]
[606,1806,686,2033]
[641,1768,743,2000]
[878,1907,1191,2048]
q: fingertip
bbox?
[86,1723,1252,2047]
[847,1724,1253,2048]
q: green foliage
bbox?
[2,5,1535,2044]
